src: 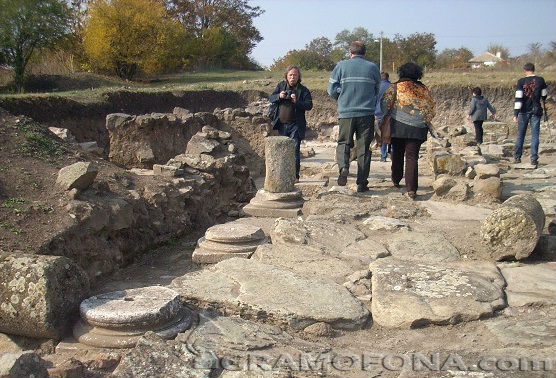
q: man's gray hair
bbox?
[349,41,366,56]
[284,65,302,83]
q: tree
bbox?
[0,0,73,92]
[306,37,332,58]
[436,47,473,69]
[165,0,263,67]
[271,49,334,72]
[83,0,185,80]
[527,42,543,65]
[486,43,510,60]
[396,32,437,67]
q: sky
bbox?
[249,0,556,68]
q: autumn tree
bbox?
[0,0,73,92]
[396,32,437,67]
[333,27,379,62]
[306,37,333,58]
[83,0,185,79]
[271,49,334,72]
[165,0,263,68]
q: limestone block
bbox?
[432,176,457,196]
[0,352,48,378]
[153,164,184,177]
[474,164,500,179]
[370,259,506,328]
[433,154,467,176]
[185,133,220,155]
[384,232,460,263]
[48,127,76,143]
[171,258,370,330]
[481,194,545,260]
[264,137,296,193]
[445,182,469,201]
[0,253,89,339]
[473,177,502,200]
[56,162,99,191]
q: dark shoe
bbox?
[531,160,538,168]
[407,191,416,200]
[392,180,401,188]
[357,185,369,193]
[514,158,521,164]
[380,157,387,162]
[337,168,348,186]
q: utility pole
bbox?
[379,31,383,72]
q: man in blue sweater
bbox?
[328,41,381,192]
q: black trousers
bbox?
[473,120,484,144]
[391,137,423,193]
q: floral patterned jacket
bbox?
[383,78,436,140]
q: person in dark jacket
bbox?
[467,87,496,145]
[269,65,313,180]
[513,62,548,167]
[382,62,436,200]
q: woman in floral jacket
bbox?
[382,62,436,200]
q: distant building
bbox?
[468,51,507,68]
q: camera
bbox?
[285,89,294,100]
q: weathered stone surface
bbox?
[49,127,76,143]
[444,182,469,201]
[474,164,500,179]
[473,177,502,200]
[481,194,545,260]
[339,238,390,265]
[179,313,293,355]
[484,310,556,346]
[112,332,212,378]
[433,154,467,176]
[498,262,556,307]
[432,176,457,196]
[193,222,268,264]
[153,164,183,177]
[271,218,365,252]
[171,258,370,330]
[369,259,506,328]
[0,352,49,378]
[185,133,221,155]
[362,216,410,231]
[264,137,296,193]
[56,162,99,191]
[74,286,193,348]
[384,232,460,263]
[243,190,303,218]
[252,243,355,283]
[0,253,89,339]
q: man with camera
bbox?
[328,41,381,192]
[269,65,313,181]
[513,62,548,168]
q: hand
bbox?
[290,93,297,103]
[467,115,471,120]
[279,91,286,99]
[493,114,497,120]
[513,116,518,123]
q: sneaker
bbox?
[337,168,348,186]
[514,158,521,164]
[357,184,369,193]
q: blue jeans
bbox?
[380,144,391,160]
[515,113,540,163]
[278,122,302,178]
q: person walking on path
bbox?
[467,87,496,145]
[328,41,381,193]
[382,62,436,200]
[513,62,548,167]
[269,65,313,181]
[375,71,392,162]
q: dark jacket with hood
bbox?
[269,80,313,139]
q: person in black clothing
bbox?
[269,66,313,180]
[513,62,547,167]
[467,87,496,145]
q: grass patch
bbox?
[2,197,26,208]
[1,222,22,235]
[15,120,68,160]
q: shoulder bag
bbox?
[376,83,397,145]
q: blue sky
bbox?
[249,0,556,67]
